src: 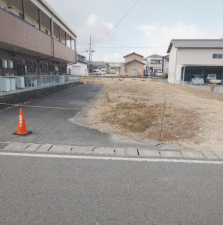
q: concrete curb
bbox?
[1,142,223,161]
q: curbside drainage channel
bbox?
[0,142,223,161]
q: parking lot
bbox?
[0,84,150,149]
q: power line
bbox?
[94,46,169,49]
[95,0,140,44]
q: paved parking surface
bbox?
[0,84,155,149]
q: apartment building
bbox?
[0,0,77,77]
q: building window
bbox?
[213,54,223,59]
[49,65,55,72]
[62,67,66,73]
[151,60,162,64]
[27,61,36,73]
[40,63,48,73]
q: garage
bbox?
[182,65,223,84]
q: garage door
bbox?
[184,69,202,81]
[205,70,222,80]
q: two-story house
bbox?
[146,54,163,76]
[121,52,144,76]
[0,0,77,77]
[167,39,223,84]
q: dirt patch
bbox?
[81,77,223,151]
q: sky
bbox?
[46,0,223,62]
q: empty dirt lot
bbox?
[81,77,223,151]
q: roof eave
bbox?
[38,0,77,37]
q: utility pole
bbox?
[88,35,91,73]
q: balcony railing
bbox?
[0,75,79,97]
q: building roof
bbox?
[90,61,108,66]
[146,54,163,59]
[109,63,125,67]
[167,39,223,53]
[125,59,145,65]
[123,52,144,58]
[38,0,77,37]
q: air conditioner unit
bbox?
[2,59,7,68]
[8,60,13,69]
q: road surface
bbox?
[0,154,223,225]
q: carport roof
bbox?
[183,64,223,68]
[167,39,223,53]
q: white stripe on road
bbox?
[0,152,223,165]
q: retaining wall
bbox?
[0,82,80,110]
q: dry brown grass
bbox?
[81,77,223,151]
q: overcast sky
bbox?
[46,0,223,62]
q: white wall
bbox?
[71,64,88,76]
[177,49,223,65]
[168,45,177,84]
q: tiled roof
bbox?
[123,52,144,58]
[90,61,108,66]
[146,54,163,58]
[125,59,145,65]
[167,39,223,53]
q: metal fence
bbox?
[0,75,79,97]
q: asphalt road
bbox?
[0,155,223,225]
[0,84,148,148]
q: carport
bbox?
[182,65,223,83]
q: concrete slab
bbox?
[36,144,53,153]
[139,150,160,157]
[0,142,10,149]
[115,148,127,156]
[212,151,223,159]
[126,148,138,157]
[49,145,72,154]
[181,151,206,159]
[4,142,31,151]
[94,147,115,156]
[25,144,41,152]
[71,146,94,154]
[160,151,183,158]
[201,151,219,160]
[161,145,184,151]
[141,140,162,146]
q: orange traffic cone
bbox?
[13,109,32,137]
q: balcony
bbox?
[0,2,77,64]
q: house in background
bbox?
[89,61,109,73]
[162,55,169,74]
[68,54,88,76]
[120,52,144,76]
[0,0,77,76]
[108,62,125,74]
[145,54,163,75]
[167,39,223,84]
